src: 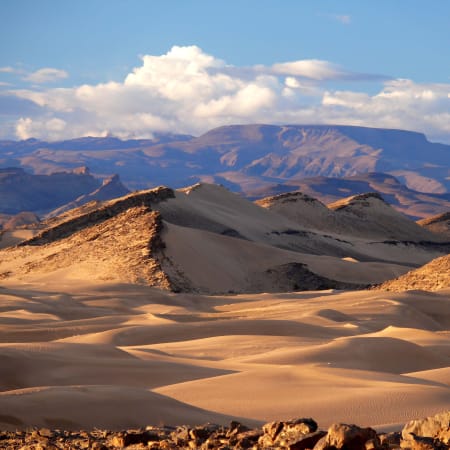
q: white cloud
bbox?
[0,66,16,73]
[272,60,347,80]
[334,15,351,25]
[24,68,69,84]
[6,45,450,143]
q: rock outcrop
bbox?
[376,254,450,292]
[0,411,448,449]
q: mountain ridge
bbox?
[1,124,449,195]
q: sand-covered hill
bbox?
[0,184,448,293]
[256,191,442,241]
[251,172,450,220]
[376,254,450,292]
[418,212,450,239]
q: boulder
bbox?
[259,418,319,448]
[319,423,380,450]
[402,411,450,446]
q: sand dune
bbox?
[0,280,448,430]
[0,185,448,431]
[257,191,445,241]
[0,185,447,295]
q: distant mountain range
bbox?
[0,124,449,219]
[1,124,449,191]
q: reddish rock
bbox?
[322,423,380,450]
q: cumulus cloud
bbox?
[6,45,450,143]
[23,68,69,84]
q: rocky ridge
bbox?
[0,411,448,449]
[376,254,450,292]
[418,212,450,239]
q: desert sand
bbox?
[0,184,448,434]
[0,278,448,431]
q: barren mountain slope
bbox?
[1,125,449,194]
[418,212,450,239]
[257,191,445,241]
[0,167,100,214]
[0,167,130,217]
[0,186,421,294]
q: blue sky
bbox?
[1,0,450,142]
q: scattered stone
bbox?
[401,411,450,450]
[402,411,450,443]
[322,423,380,450]
[1,411,449,449]
[379,431,401,449]
[259,418,319,448]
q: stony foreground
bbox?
[1,411,448,450]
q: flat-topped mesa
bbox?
[21,186,175,246]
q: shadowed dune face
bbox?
[0,281,448,430]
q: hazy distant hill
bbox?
[0,167,129,217]
[250,172,450,219]
[1,125,449,194]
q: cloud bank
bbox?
[4,45,450,142]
